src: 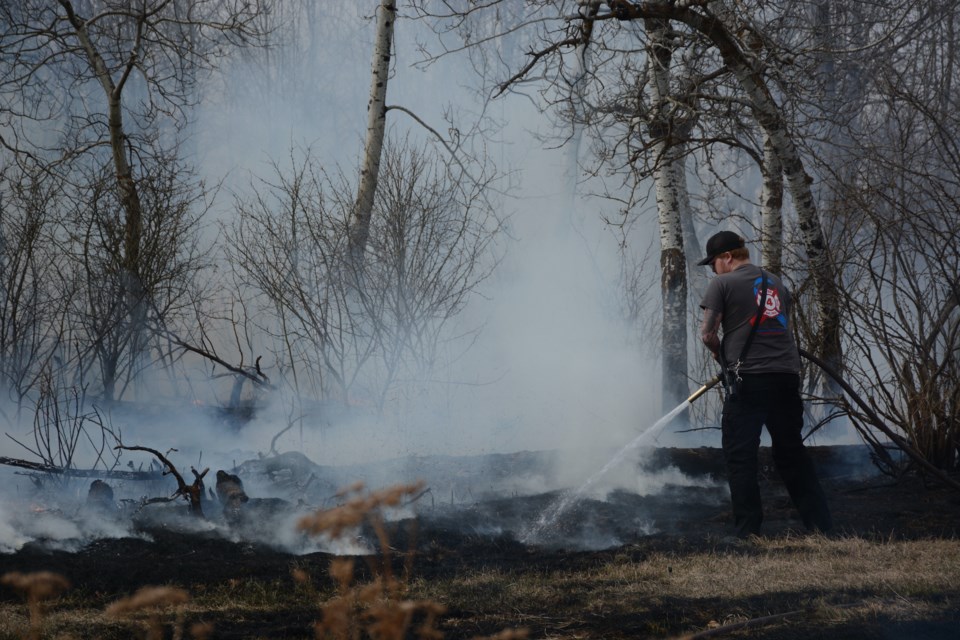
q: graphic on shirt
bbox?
[751,276,788,334]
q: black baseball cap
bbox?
[697,231,745,266]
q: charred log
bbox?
[215,470,249,523]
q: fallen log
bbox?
[0,456,162,481]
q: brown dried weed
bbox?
[105,586,191,640]
[1,571,71,640]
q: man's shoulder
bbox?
[731,262,760,276]
[700,274,728,310]
[730,264,781,286]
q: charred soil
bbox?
[1,446,959,639]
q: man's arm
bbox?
[700,308,723,362]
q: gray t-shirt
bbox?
[700,263,801,374]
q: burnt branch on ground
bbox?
[115,445,209,517]
[0,456,163,481]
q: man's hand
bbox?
[700,308,723,361]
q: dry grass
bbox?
[1,482,529,640]
[295,481,527,640]
[409,535,960,638]
[1,496,958,639]
[0,572,70,640]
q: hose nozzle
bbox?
[686,374,723,404]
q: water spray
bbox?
[523,352,958,546]
[521,373,725,543]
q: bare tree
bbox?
[227,137,501,417]
[0,0,270,401]
[0,166,65,414]
[411,1,843,403]
[824,23,960,472]
[361,137,502,410]
[228,150,369,406]
[3,369,125,489]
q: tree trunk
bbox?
[614,2,844,378]
[646,18,689,409]
[760,132,784,274]
[348,0,396,266]
[62,0,147,401]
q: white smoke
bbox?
[0,6,720,554]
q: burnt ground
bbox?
[1,445,959,639]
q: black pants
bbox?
[721,373,833,538]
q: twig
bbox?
[799,348,960,492]
[672,608,809,639]
[406,487,433,506]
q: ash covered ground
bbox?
[2,445,957,579]
[1,444,959,639]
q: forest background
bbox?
[0,0,957,482]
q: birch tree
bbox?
[617,1,842,375]
[645,18,693,407]
[412,1,842,399]
[348,0,397,266]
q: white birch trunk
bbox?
[677,163,703,287]
[760,132,784,274]
[614,3,844,373]
[646,19,689,409]
[349,0,396,265]
[655,147,690,410]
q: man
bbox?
[698,230,832,538]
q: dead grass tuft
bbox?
[188,620,215,639]
[297,480,425,539]
[299,481,524,640]
[105,586,191,640]
[1,571,71,601]
[471,630,530,640]
[105,586,190,616]
[1,571,71,640]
